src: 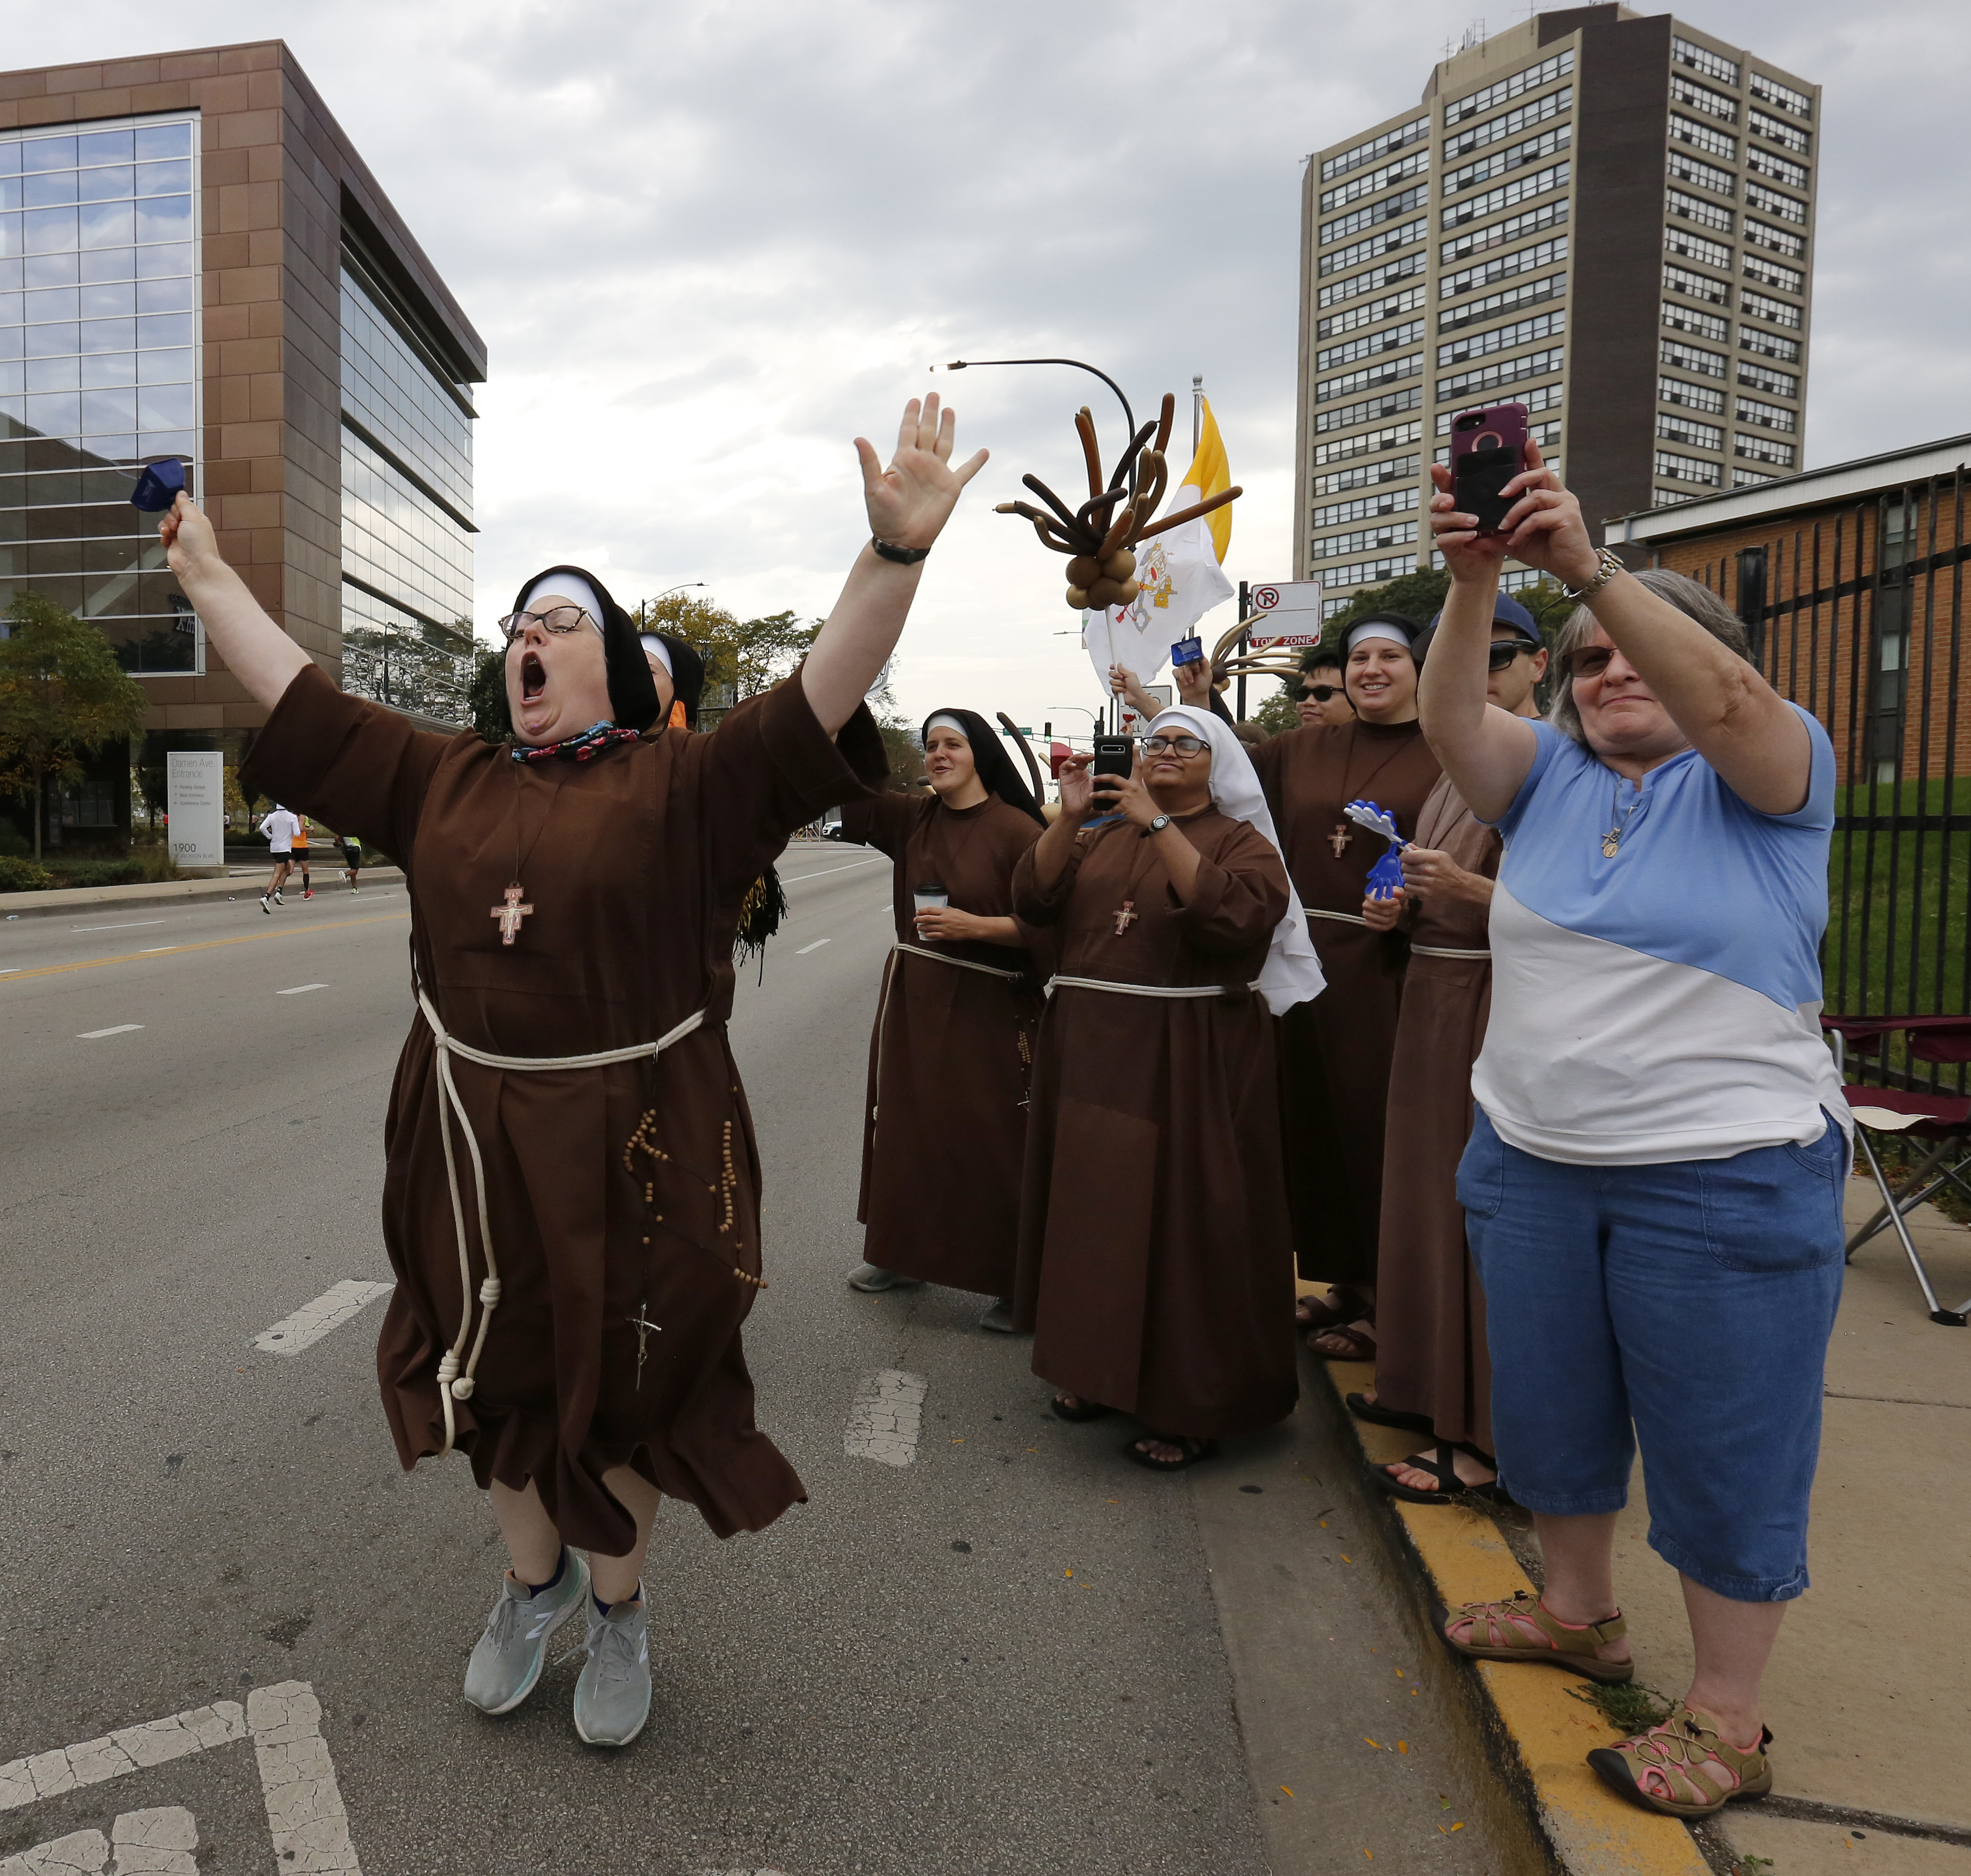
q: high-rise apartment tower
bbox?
[1293,4,1818,614]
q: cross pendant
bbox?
[627,1300,661,1389]
[491,882,535,946]
[1113,900,1138,936]
[1328,824,1353,859]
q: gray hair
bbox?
[1548,567,1753,744]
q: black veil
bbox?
[922,708,1046,826]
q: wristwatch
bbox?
[1147,813,1172,834]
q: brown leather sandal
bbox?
[1587,1705,1774,1816]
[1307,1321,1377,1360]
[1435,1589,1634,1682]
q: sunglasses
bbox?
[1299,683,1342,702]
[1568,645,1619,680]
[1488,641,1532,671]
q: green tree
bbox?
[468,644,512,745]
[0,595,148,859]
[1253,684,1301,737]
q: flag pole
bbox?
[1192,375,1203,457]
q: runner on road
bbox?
[292,813,314,898]
[258,803,299,914]
[339,830,363,890]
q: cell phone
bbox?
[1091,735,1134,792]
[1450,402,1530,536]
[1171,635,1204,668]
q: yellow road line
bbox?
[0,912,411,984]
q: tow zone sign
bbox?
[1247,580,1324,651]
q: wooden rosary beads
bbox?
[623,1106,766,1291]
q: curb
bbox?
[0,869,404,923]
[1309,1351,1716,1876]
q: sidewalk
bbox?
[1316,1173,1971,1874]
[0,867,404,923]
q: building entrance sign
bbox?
[165,751,223,870]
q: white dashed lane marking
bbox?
[77,1025,143,1040]
[844,1369,926,1467]
[71,921,166,933]
[2,1805,199,1874]
[275,983,329,995]
[782,857,888,884]
[253,1280,394,1354]
[794,939,830,955]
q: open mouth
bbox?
[521,652,546,703]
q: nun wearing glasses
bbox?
[1010,708,1324,1470]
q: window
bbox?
[1732,466,1778,489]
[0,114,202,677]
[1438,196,1568,265]
[1318,219,1428,277]
[1441,237,1567,299]
[1657,412,1723,450]
[1749,71,1812,119]
[1666,228,1732,270]
[1320,186,1430,248]
[1745,182,1806,225]
[1737,358,1800,398]
[1316,351,1421,405]
[1673,37,1739,86]
[1443,126,1571,199]
[1735,432,1796,468]
[1653,487,1701,506]
[1742,252,1805,295]
[1316,319,1425,373]
[1659,374,1724,414]
[1319,146,1431,214]
[1663,262,1729,306]
[1740,327,1802,363]
[1666,187,1734,233]
[1747,147,1809,191]
[1443,50,1572,125]
[1322,117,1429,183]
[1442,86,1572,163]
[1313,384,1423,434]
[1312,451,1418,497]
[1748,108,1810,154]
[1742,289,1802,329]
[1670,114,1738,162]
[1745,219,1805,259]
[1668,151,1736,198]
[1310,520,1418,560]
[1671,77,1739,122]
[1436,272,1565,333]
[1435,345,1564,404]
[1735,395,1796,433]
[1661,338,1728,377]
[1662,301,1729,342]
[1311,419,1421,465]
[1317,285,1427,341]
[1317,250,1426,308]
[1434,379,1563,434]
[1437,308,1564,368]
[1655,449,1722,487]
[1316,554,1418,593]
[1309,481,1416,537]
[1440,161,1570,230]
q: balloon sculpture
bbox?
[995,393,1243,612]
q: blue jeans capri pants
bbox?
[1457,1107,1846,1602]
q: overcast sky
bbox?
[15,1,1971,734]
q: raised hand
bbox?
[159,490,219,581]
[856,393,988,552]
[1056,752,1098,825]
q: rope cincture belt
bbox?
[893,940,1028,983]
[1308,907,1370,928]
[1410,944,1491,959]
[1045,974,1261,999]
[414,986,709,1458]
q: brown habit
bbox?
[1011,810,1297,1439]
[1373,774,1498,1451]
[1251,720,1441,1286]
[838,789,1046,1294]
[242,663,883,1553]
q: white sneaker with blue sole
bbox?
[462,1551,590,1716]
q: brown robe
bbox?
[839,789,1046,1295]
[241,663,883,1553]
[1372,774,1498,1452]
[1251,719,1441,1286]
[1011,809,1297,1440]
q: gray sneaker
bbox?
[462,1552,590,1715]
[573,1591,652,1747]
[848,1263,921,1294]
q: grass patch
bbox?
[1565,1678,1678,1733]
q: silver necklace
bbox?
[1602,777,1646,858]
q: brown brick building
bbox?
[1613,434,1971,787]
[0,39,483,850]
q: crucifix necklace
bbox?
[1602,777,1647,858]
[496,770,568,947]
[627,1298,661,1389]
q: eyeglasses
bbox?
[1299,683,1341,703]
[498,606,597,644]
[1140,734,1208,757]
[1568,645,1618,681]
[1488,642,1531,672]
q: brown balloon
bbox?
[1065,555,1102,587]
[1104,550,1136,582]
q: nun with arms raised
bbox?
[159,397,984,1749]
[842,710,1049,1329]
[1012,706,1324,1469]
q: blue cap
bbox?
[130,458,186,513]
[1423,591,1542,648]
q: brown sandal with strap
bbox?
[1435,1589,1634,1682]
[1588,1705,1774,1817]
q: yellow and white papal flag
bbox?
[1085,397,1237,689]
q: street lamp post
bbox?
[933,357,1136,484]
[636,582,706,628]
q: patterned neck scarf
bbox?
[510,720,642,764]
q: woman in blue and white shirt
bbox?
[1417,443,1846,1820]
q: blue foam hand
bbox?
[1345,798,1408,901]
[1365,848,1407,900]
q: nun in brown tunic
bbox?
[1011,706,1325,1468]
[1250,613,1441,1321]
[840,708,1048,1314]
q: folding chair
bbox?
[1823,1016,1971,1327]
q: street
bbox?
[1,851,1517,1876]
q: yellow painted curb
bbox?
[1326,1355,1712,1876]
